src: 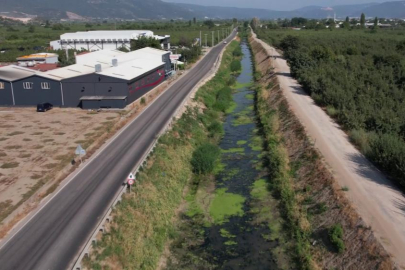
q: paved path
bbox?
[252,31,405,268]
[0,31,236,270]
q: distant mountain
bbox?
[0,0,195,20]
[0,0,404,20]
[175,3,292,20]
[359,1,405,18]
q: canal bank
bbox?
[164,41,290,270]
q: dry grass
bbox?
[1,162,19,169]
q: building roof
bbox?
[27,63,59,72]
[44,63,109,81]
[98,58,164,81]
[0,65,39,81]
[1,47,167,82]
[16,53,58,61]
[60,30,156,41]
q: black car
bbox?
[37,103,53,112]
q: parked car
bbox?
[37,103,53,112]
[224,41,228,44]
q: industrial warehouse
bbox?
[0,47,171,109]
[50,30,171,51]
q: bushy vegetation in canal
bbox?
[83,40,241,270]
[256,28,405,189]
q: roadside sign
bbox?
[127,173,135,192]
[127,173,135,185]
[170,54,181,60]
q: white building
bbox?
[50,30,170,52]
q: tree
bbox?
[45,20,50,28]
[52,24,64,30]
[203,20,215,29]
[188,20,192,26]
[251,17,260,30]
[343,16,350,29]
[191,143,220,174]
[374,17,379,29]
[233,18,238,24]
[130,36,161,51]
[360,13,366,28]
[328,19,336,31]
[28,25,35,33]
[193,17,196,24]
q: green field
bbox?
[256,27,405,188]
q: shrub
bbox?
[329,224,345,253]
[213,87,233,112]
[140,97,146,105]
[227,76,236,86]
[191,143,221,174]
[230,60,242,72]
[232,46,243,57]
[207,121,224,138]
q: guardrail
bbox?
[71,35,232,270]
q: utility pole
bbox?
[204,34,207,47]
[200,31,202,47]
[218,30,219,44]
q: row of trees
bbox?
[256,28,405,188]
[263,14,388,30]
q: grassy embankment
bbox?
[83,40,241,270]
[250,35,394,270]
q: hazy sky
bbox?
[164,0,389,11]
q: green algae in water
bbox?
[222,147,245,154]
[232,115,253,126]
[225,101,237,114]
[214,160,226,174]
[251,179,268,200]
[224,240,238,246]
[245,93,254,100]
[249,135,263,151]
[233,81,253,89]
[237,140,247,145]
[220,228,236,238]
[209,188,245,225]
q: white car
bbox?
[223,41,227,44]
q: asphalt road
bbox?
[0,30,237,270]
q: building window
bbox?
[23,82,33,89]
[0,82,4,89]
[41,82,50,89]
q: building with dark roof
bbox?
[0,47,171,109]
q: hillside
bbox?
[0,0,194,19]
[1,0,405,20]
[360,1,405,18]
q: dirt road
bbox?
[252,31,405,268]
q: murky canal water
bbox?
[202,41,279,269]
[167,41,285,270]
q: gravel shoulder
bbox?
[252,31,405,268]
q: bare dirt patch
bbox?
[0,107,121,222]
